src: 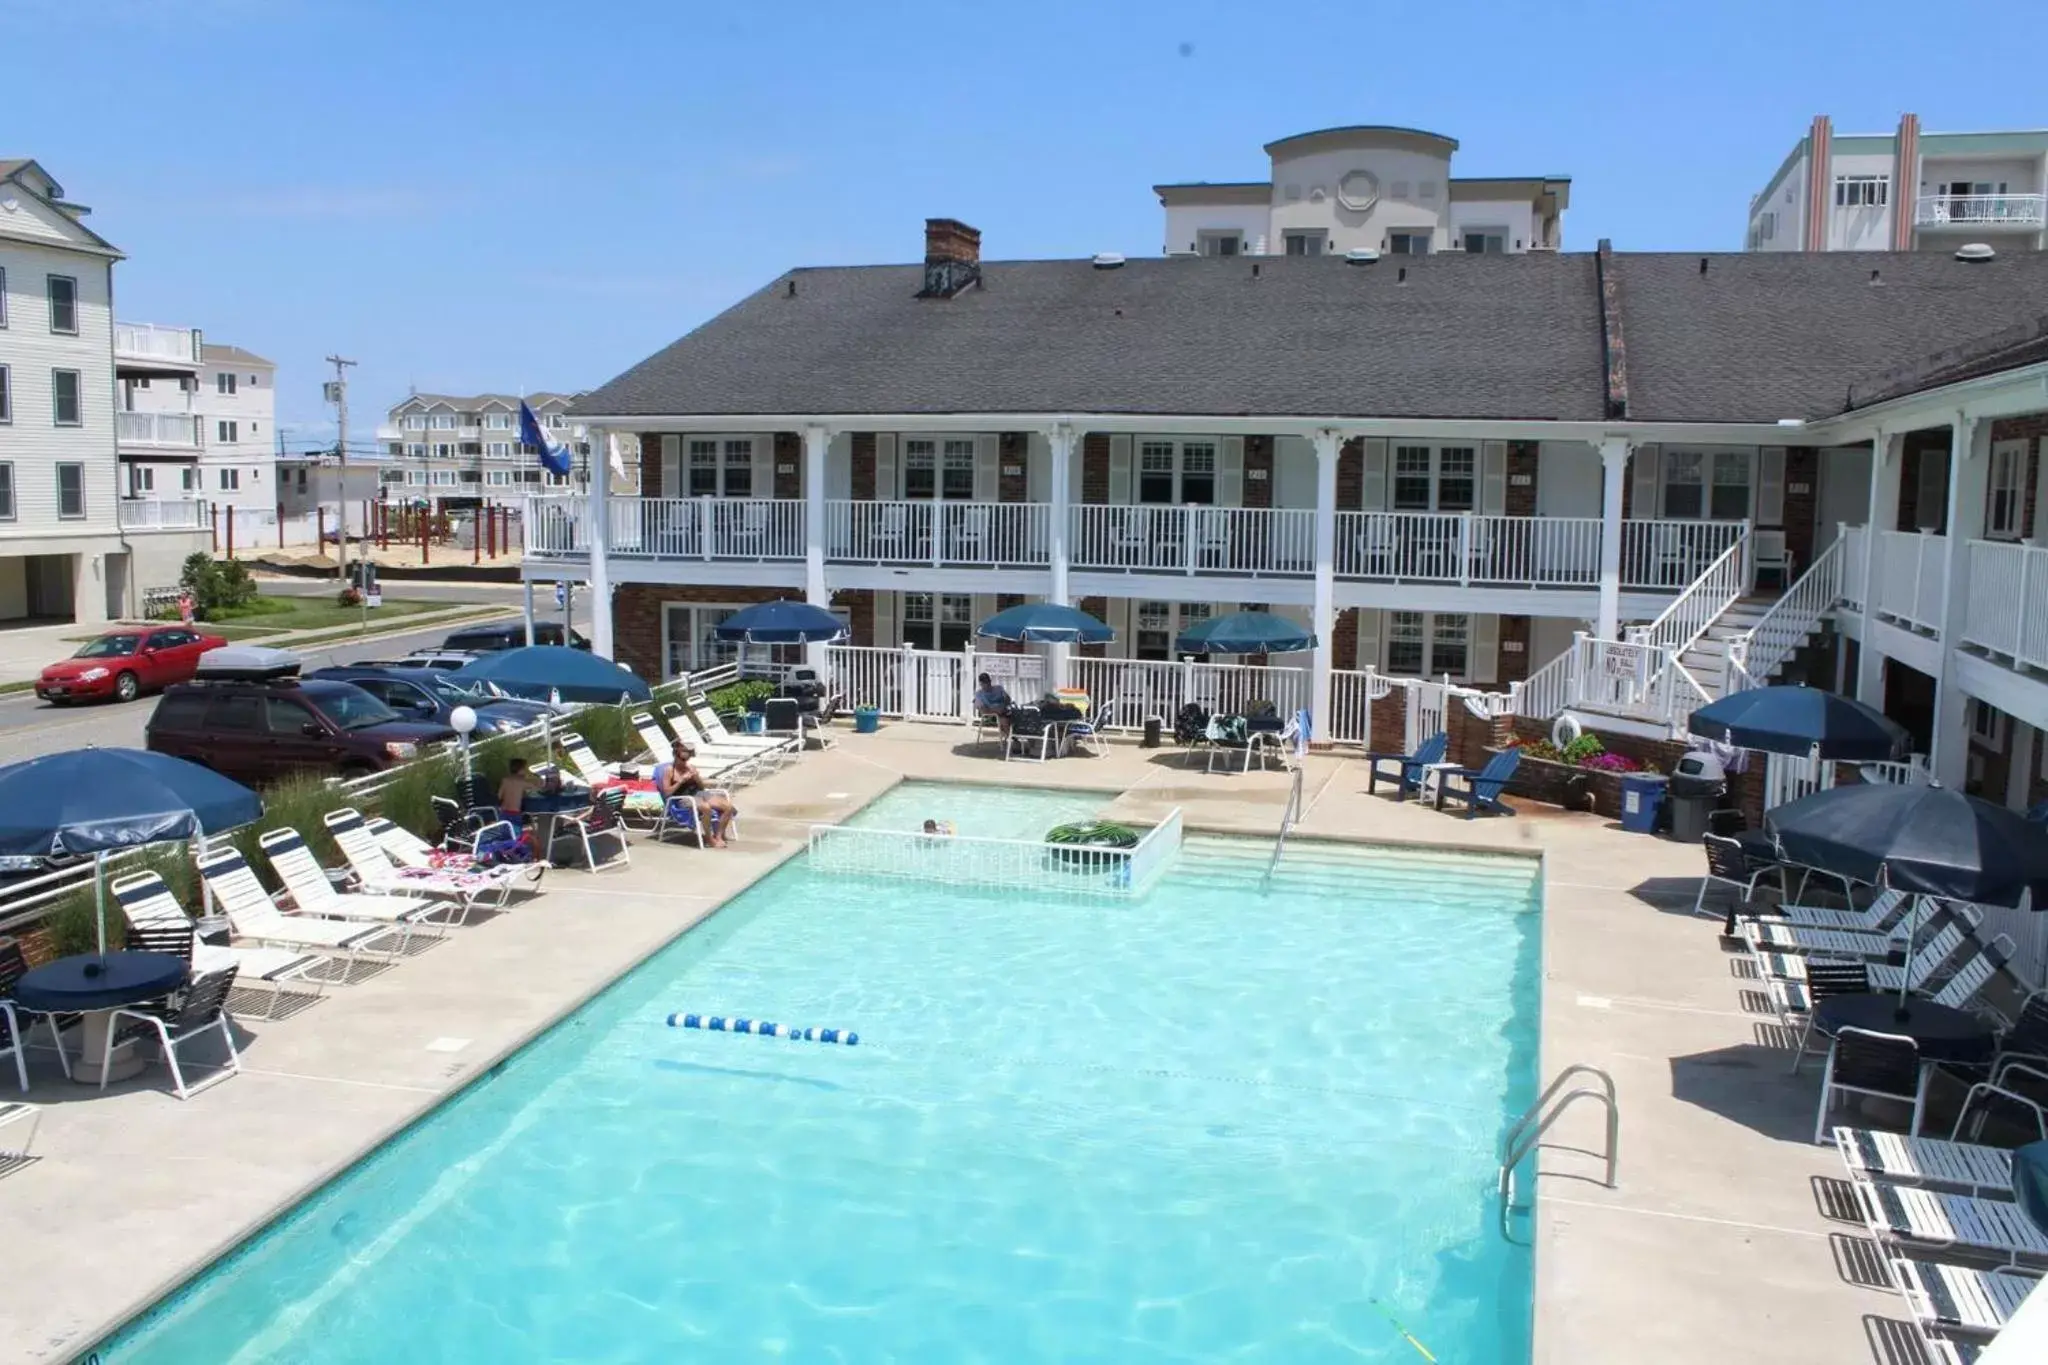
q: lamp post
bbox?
[451,705,478,790]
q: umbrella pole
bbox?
[94,849,108,959]
[1894,878,1919,1020]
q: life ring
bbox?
[1044,820,1139,866]
[1551,713,1582,750]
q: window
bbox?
[1133,600,1211,661]
[216,372,237,395]
[430,414,456,430]
[0,463,13,520]
[180,467,196,492]
[1968,699,2009,751]
[51,369,81,425]
[898,592,975,651]
[403,414,427,430]
[406,443,426,458]
[1988,439,2027,539]
[687,437,753,497]
[1709,451,1750,520]
[1282,231,1327,256]
[217,420,238,444]
[132,466,154,493]
[487,470,512,486]
[294,468,305,491]
[487,441,512,458]
[1384,611,1471,680]
[1661,451,1703,519]
[485,412,513,430]
[1461,230,1506,254]
[218,468,240,491]
[381,469,407,485]
[902,437,975,500]
[0,365,9,423]
[432,443,453,459]
[1136,439,1215,505]
[0,266,6,326]
[56,462,84,519]
[1387,232,1431,255]
[1835,174,1890,208]
[47,275,77,333]
[410,471,428,485]
[432,470,457,486]
[179,377,195,393]
[1196,231,1242,257]
[1391,443,1476,511]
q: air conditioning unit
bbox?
[1345,248,1381,266]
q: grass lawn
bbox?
[197,594,452,640]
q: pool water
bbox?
[106,784,1541,1364]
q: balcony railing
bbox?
[1914,193,2048,228]
[1328,513,1743,589]
[113,322,202,366]
[1070,505,1315,576]
[1962,538,2048,673]
[117,498,209,531]
[1873,530,1948,636]
[528,496,806,561]
[826,500,1051,568]
[116,412,201,449]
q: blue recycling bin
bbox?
[853,706,881,734]
[1618,774,1668,834]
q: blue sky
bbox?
[12,0,2046,443]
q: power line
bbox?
[324,356,356,582]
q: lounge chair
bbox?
[1005,706,1055,763]
[1203,715,1252,773]
[1761,921,1965,989]
[367,815,539,902]
[0,1100,40,1159]
[558,788,631,870]
[1852,1178,2048,1266]
[0,940,36,1091]
[430,793,506,854]
[557,733,617,787]
[653,704,767,782]
[1815,1026,1926,1142]
[1697,832,1782,932]
[110,869,325,1019]
[1987,992,2048,1088]
[653,795,735,848]
[1834,1083,2047,1196]
[1433,748,1522,819]
[259,829,450,940]
[622,710,759,784]
[1889,1258,2041,1344]
[1749,886,1912,935]
[196,845,410,973]
[1366,731,1448,800]
[1747,900,1979,962]
[99,965,240,1100]
[323,810,508,921]
[1781,957,1875,1072]
[684,693,799,769]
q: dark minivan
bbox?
[148,650,458,784]
[442,622,589,653]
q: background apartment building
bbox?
[1155,125,1569,258]
[121,339,277,514]
[1748,114,2048,252]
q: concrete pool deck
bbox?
[0,725,1932,1363]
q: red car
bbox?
[36,626,228,705]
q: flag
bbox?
[519,400,572,477]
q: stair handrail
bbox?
[1261,765,1306,888]
[1499,1063,1619,1241]
[1725,538,1845,693]
[1626,523,1752,657]
[1661,650,1714,725]
[1509,639,1579,720]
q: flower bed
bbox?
[1500,734,1658,819]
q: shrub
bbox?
[375,751,460,841]
[1560,733,1605,765]
[39,845,205,958]
[570,703,637,763]
[229,771,356,886]
[707,680,774,717]
[178,553,225,619]
[216,558,258,609]
[338,586,364,608]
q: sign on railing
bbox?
[806,807,1183,898]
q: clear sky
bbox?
[11,0,2046,445]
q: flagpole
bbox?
[587,425,614,660]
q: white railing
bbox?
[1060,657,1311,730]
[116,411,201,448]
[806,806,1184,899]
[1626,525,1751,656]
[1326,667,1395,746]
[1725,538,1845,693]
[1335,512,1607,586]
[1070,505,1316,576]
[1839,523,1869,611]
[1855,755,1932,787]
[1962,539,2048,673]
[1619,520,1748,591]
[1874,530,1947,636]
[1509,645,1576,723]
[525,496,807,560]
[113,322,201,364]
[116,498,209,530]
[1763,752,1835,811]
[825,500,1052,567]
[822,645,909,716]
[1914,193,2048,228]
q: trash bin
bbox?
[194,915,232,947]
[1618,774,1668,834]
[1668,751,1730,844]
[1668,793,1719,844]
[1142,717,1163,749]
[853,706,881,734]
[742,712,766,735]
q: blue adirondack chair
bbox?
[1433,748,1523,820]
[1365,731,1448,800]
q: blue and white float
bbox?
[666,1012,859,1046]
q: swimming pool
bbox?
[104,783,1542,1363]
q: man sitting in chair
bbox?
[654,741,737,848]
[973,672,1013,739]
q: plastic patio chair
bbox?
[1432,748,1523,819]
[1365,731,1448,800]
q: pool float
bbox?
[1044,820,1139,866]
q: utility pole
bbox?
[324,355,356,582]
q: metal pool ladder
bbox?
[1498,1064,1618,1242]
[1260,765,1306,888]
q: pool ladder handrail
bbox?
[1498,1063,1618,1241]
[1260,765,1306,888]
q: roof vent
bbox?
[1955,242,1996,263]
[1345,248,1381,265]
[1091,252,1126,270]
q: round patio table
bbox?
[1811,993,1998,1066]
[13,951,189,1085]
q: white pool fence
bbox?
[806,807,1184,899]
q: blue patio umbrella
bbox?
[1174,611,1315,656]
[457,646,653,705]
[711,600,847,644]
[974,602,1114,645]
[0,747,263,955]
[1688,685,1910,762]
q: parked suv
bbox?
[147,650,458,784]
[441,622,588,653]
[303,665,554,736]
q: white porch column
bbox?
[1931,412,1990,788]
[1856,429,1898,704]
[586,425,615,660]
[1595,437,1631,639]
[803,424,832,671]
[521,578,536,646]
[1310,428,1341,739]
[1046,423,1076,687]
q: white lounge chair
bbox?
[628,710,760,784]
[366,815,539,904]
[196,845,410,972]
[1745,892,1951,954]
[557,733,616,787]
[110,869,325,1018]
[1834,1080,2046,1195]
[1761,922,1965,988]
[1749,887,1913,935]
[1891,1258,2041,1345]
[0,1100,41,1159]
[1816,1026,1927,1142]
[259,829,451,936]
[322,810,508,921]
[684,693,799,768]
[1853,1178,2048,1267]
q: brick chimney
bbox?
[920,217,981,298]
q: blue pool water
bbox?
[106,783,1542,1363]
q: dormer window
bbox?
[1196,231,1242,257]
[1282,230,1327,256]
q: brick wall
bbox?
[1081,433,1110,504]
[613,583,789,680]
[851,432,876,501]
[638,432,669,495]
[1336,438,1363,509]
[989,592,1026,653]
[998,432,1028,503]
[1505,441,1539,517]
[1898,427,1951,532]
[1783,446,1818,571]
[1332,607,1358,672]
[773,432,800,500]
[1988,411,2048,539]
[1496,614,1532,685]
[1242,435,1274,510]
[841,588,874,647]
[1504,716,1766,825]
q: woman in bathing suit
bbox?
[654,741,737,847]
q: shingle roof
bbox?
[574,248,2048,427]
[203,343,274,368]
[575,253,1611,422]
